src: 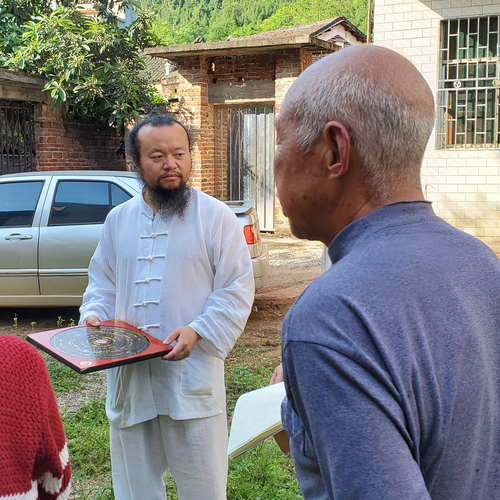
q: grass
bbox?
[225,362,277,417]
[162,442,301,500]
[47,361,302,499]
[72,481,115,500]
[228,443,301,500]
[226,363,301,499]
[63,398,111,478]
[46,360,84,393]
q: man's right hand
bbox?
[84,315,101,327]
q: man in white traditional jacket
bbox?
[79,114,255,500]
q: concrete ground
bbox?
[255,234,324,307]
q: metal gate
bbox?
[0,100,36,175]
[226,106,275,231]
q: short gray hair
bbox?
[291,70,435,201]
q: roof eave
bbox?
[0,68,46,87]
[145,35,336,60]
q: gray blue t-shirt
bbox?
[282,201,500,500]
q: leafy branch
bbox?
[0,0,167,134]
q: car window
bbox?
[0,181,44,227]
[49,180,132,226]
[111,183,131,207]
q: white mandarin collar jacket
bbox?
[80,189,255,427]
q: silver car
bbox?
[0,171,268,307]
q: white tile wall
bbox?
[374,0,500,242]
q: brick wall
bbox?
[209,53,279,217]
[374,0,500,243]
[165,53,279,199]
[35,104,126,171]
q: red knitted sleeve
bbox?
[34,365,72,500]
[0,335,71,500]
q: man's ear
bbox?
[132,156,141,170]
[323,121,350,179]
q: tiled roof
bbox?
[234,18,338,40]
[142,55,166,82]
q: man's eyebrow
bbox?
[147,146,187,153]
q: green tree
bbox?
[150,17,203,45]
[1,1,166,133]
[0,0,52,26]
[0,9,23,56]
[259,0,369,33]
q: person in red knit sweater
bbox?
[0,335,71,500]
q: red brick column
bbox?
[164,56,214,195]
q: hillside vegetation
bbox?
[139,0,370,45]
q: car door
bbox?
[0,180,47,297]
[38,178,133,298]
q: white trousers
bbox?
[110,413,228,500]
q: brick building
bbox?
[146,17,366,232]
[374,1,500,246]
[0,68,126,175]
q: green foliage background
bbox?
[144,0,370,45]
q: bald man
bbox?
[275,45,500,500]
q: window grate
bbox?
[437,16,500,149]
[0,100,36,175]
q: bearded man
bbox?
[79,114,255,500]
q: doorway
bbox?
[215,105,275,231]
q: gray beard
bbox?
[142,180,192,220]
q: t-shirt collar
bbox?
[327,200,433,265]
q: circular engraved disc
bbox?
[50,326,150,360]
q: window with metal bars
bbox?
[0,100,36,174]
[437,16,500,149]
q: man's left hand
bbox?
[162,326,201,361]
[270,363,284,385]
